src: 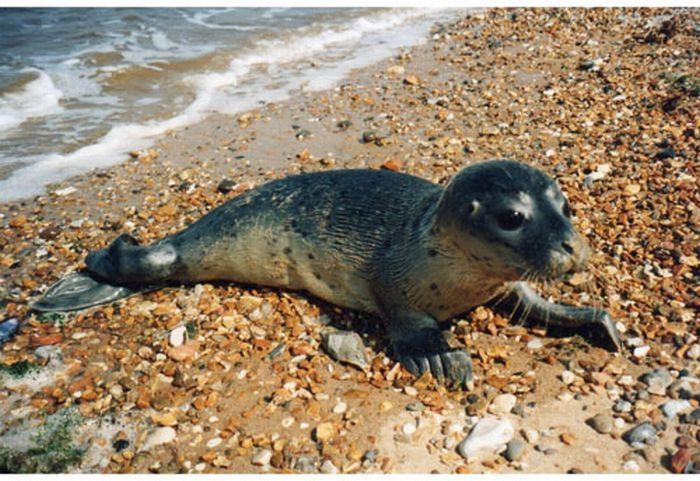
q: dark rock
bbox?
[656,147,676,160]
[0,318,19,344]
[217,179,237,194]
[362,449,378,463]
[113,439,129,452]
[682,408,700,425]
[361,131,377,143]
[295,129,312,140]
[336,120,352,130]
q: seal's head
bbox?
[436,160,590,282]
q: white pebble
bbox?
[488,394,517,416]
[623,460,640,473]
[522,428,539,444]
[633,346,650,358]
[527,339,543,350]
[168,325,187,348]
[141,427,176,452]
[251,449,272,466]
[281,417,295,428]
[561,370,575,385]
[206,437,222,448]
[618,375,634,386]
[195,462,206,472]
[320,460,338,474]
[404,386,418,396]
[686,343,700,360]
[402,423,417,435]
[458,418,514,462]
[333,402,347,414]
[557,392,574,402]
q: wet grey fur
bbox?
[39,160,622,387]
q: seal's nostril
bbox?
[561,241,574,256]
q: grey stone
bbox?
[34,345,63,362]
[321,330,368,369]
[661,400,692,419]
[614,400,633,413]
[293,455,318,473]
[504,439,525,462]
[587,413,613,434]
[405,401,426,412]
[640,368,673,395]
[623,422,657,447]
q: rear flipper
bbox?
[86,233,180,286]
[495,281,622,351]
[30,271,144,312]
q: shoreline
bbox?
[1,8,698,474]
[0,7,463,204]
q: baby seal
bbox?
[34,160,621,387]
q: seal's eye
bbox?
[496,210,525,231]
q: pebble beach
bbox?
[0,8,699,474]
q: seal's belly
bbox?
[189,225,378,313]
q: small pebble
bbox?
[640,368,673,395]
[0,318,19,344]
[169,325,186,347]
[522,428,539,444]
[623,422,657,447]
[402,423,416,435]
[320,459,338,474]
[623,460,640,473]
[206,437,222,448]
[661,400,692,419]
[527,338,543,349]
[141,427,176,452]
[614,400,632,413]
[406,401,425,412]
[252,449,272,466]
[633,346,650,358]
[587,414,613,434]
[321,331,368,369]
[504,439,524,462]
[333,402,347,414]
[686,344,700,360]
[488,394,517,416]
[561,370,575,385]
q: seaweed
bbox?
[0,410,85,473]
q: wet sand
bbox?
[0,8,698,474]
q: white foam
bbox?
[0,69,63,131]
[185,9,264,31]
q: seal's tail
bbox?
[85,233,181,286]
[31,233,174,312]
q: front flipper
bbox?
[389,315,473,389]
[30,271,145,312]
[498,281,622,351]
